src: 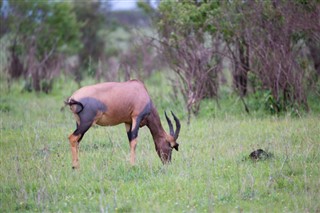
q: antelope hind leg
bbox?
[69,134,81,169]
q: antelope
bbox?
[65,79,181,169]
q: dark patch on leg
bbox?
[130,126,139,142]
[73,121,92,142]
[71,97,108,142]
[127,124,133,141]
[129,102,152,142]
[72,111,96,142]
[127,122,140,142]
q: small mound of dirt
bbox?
[249,149,271,161]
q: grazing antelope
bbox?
[65,80,180,169]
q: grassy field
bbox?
[1,75,320,212]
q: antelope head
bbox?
[156,111,181,163]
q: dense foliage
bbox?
[2,0,81,92]
[1,0,319,117]
[156,0,320,119]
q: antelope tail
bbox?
[64,98,84,114]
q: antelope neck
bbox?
[146,104,167,141]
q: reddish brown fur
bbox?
[66,80,180,169]
[70,80,150,126]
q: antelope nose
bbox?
[173,143,179,151]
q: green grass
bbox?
[1,76,320,212]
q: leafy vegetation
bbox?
[155,0,320,119]
[3,0,81,92]
[0,74,319,212]
[1,0,319,117]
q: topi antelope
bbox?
[65,80,181,169]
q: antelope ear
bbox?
[173,143,179,151]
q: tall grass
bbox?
[1,75,319,212]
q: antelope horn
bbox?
[165,111,174,137]
[171,111,181,140]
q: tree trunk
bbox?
[306,37,320,80]
[233,38,249,97]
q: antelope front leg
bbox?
[130,139,137,165]
[68,134,80,169]
[125,123,138,165]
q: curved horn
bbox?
[171,111,181,140]
[165,111,174,136]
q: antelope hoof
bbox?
[72,162,79,170]
[130,159,136,166]
[72,166,79,170]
